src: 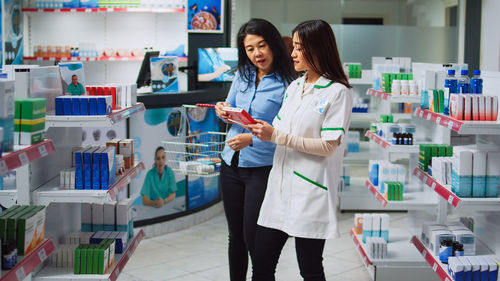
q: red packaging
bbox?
[91,87,97,96]
[85,87,91,96]
[223,107,257,126]
[97,87,103,96]
[109,87,117,110]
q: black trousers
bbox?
[252,225,326,281]
[220,153,272,281]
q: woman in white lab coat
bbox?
[249,20,353,281]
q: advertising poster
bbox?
[197,47,237,82]
[58,62,86,94]
[3,0,22,65]
[150,56,179,93]
[130,107,188,223]
[187,0,223,33]
[186,104,221,210]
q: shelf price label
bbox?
[127,250,132,258]
[448,195,454,204]
[427,113,432,121]
[448,120,454,130]
[419,110,424,118]
[38,248,48,261]
[0,161,8,175]
[19,152,29,166]
[15,267,26,281]
[431,182,437,190]
[436,116,441,125]
[422,250,427,256]
[432,263,438,272]
[38,144,48,157]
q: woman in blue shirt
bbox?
[141,146,177,208]
[214,18,296,281]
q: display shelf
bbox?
[33,162,145,205]
[411,236,452,281]
[350,229,375,280]
[22,56,188,63]
[22,7,185,13]
[34,230,144,281]
[0,190,18,208]
[351,112,413,121]
[1,239,56,281]
[413,167,500,210]
[364,179,438,210]
[45,103,145,128]
[0,139,56,176]
[414,107,500,135]
[344,142,373,161]
[349,70,372,85]
[367,88,421,103]
[365,131,419,153]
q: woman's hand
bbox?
[248,120,274,142]
[215,101,232,123]
[154,198,164,208]
[164,192,176,203]
[226,133,253,151]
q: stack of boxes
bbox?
[65,145,116,190]
[81,199,134,239]
[421,89,445,113]
[448,256,498,281]
[369,160,406,199]
[344,63,362,79]
[14,98,46,145]
[421,221,475,256]
[381,73,414,93]
[74,239,115,275]
[55,96,112,116]
[346,131,360,153]
[418,144,453,172]
[107,138,135,169]
[0,80,15,152]
[449,94,498,121]
[84,84,137,111]
[355,213,390,244]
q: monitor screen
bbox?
[197,48,238,82]
[136,51,160,88]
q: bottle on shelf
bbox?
[457,69,470,94]
[470,70,483,94]
[444,69,457,115]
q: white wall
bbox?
[480,0,500,71]
[406,0,445,27]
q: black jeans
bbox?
[221,154,272,281]
[252,225,326,281]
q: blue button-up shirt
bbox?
[221,69,287,167]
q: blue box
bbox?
[79,0,98,8]
[71,97,80,115]
[97,96,112,115]
[84,147,100,190]
[113,232,128,254]
[472,176,486,198]
[100,146,116,189]
[75,148,86,190]
[55,97,64,115]
[79,97,89,115]
[452,170,472,198]
[63,97,72,115]
[92,148,102,190]
[486,176,499,197]
[89,97,98,115]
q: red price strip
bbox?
[365,179,388,207]
[107,162,145,199]
[366,131,391,150]
[2,239,55,281]
[413,168,460,208]
[350,229,371,267]
[110,230,144,281]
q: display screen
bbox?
[197,48,238,82]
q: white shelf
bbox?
[34,230,144,281]
[367,88,421,103]
[33,162,145,205]
[0,139,56,175]
[365,131,419,153]
[45,103,145,128]
[414,107,500,135]
[364,179,438,210]
[1,239,56,281]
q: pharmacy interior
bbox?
[0,0,499,280]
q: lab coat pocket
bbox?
[291,170,329,223]
[310,97,329,115]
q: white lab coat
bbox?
[257,75,353,239]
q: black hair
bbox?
[154,146,165,158]
[292,20,351,89]
[237,18,296,89]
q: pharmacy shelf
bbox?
[22,56,188,63]
[0,139,56,176]
[413,168,500,211]
[34,230,144,281]
[344,142,373,162]
[33,162,145,205]
[22,7,185,13]
[364,179,438,210]
[351,112,413,121]
[411,236,452,281]
[350,229,375,280]
[349,70,372,85]
[367,88,421,103]
[414,107,500,135]
[1,239,56,281]
[45,103,145,128]
[365,131,419,153]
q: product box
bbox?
[84,147,100,190]
[354,214,363,235]
[0,205,23,241]
[451,147,473,197]
[116,198,133,237]
[493,96,499,121]
[485,256,498,281]
[465,256,480,281]
[17,206,44,255]
[74,245,82,274]
[71,97,81,115]
[486,96,493,121]
[464,95,472,121]
[96,96,112,115]
[79,97,89,115]
[450,94,464,120]
[477,256,490,281]
[100,146,116,189]
[75,147,86,190]
[113,231,128,254]
[106,138,120,154]
[478,96,486,121]
[92,147,102,190]
[371,214,381,238]
[81,203,92,232]
[119,139,133,169]
[362,214,373,243]
[380,214,390,242]
[472,95,479,121]
[223,107,257,126]
[34,206,46,244]
[471,150,487,198]
[92,203,104,232]
[103,202,115,231]
[89,97,98,115]
[486,152,500,198]
[55,96,64,115]
[429,230,454,256]
[452,229,475,256]
[457,256,472,281]
[7,206,37,241]
[0,80,15,151]
[448,257,464,281]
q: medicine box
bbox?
[103,202,115,231]
[471,150,486,198]
[486,152,500,198]
[92,203,104,232]
[92,147,102,190]
[100,146,116,189]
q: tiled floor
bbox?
[119,211,409,281]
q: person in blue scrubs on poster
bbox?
[198,48,232,81]
[141,146,177,208]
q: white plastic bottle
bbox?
[457,69,470,94]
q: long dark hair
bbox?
[292,20,352,89]
[237,18,296,89]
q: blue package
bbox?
[486,176,500,197]
[55,97,64,115]
[420,90,429,110]
[97,96,112,115]
[452,170,472,197]
[113,232,128,254]
[79,0,98,8]
[63,97,72,115]
[79,97,89,115]
[62,0,79,8]
[83,147,99,190]
[75,148,85,190]
[0,117,14,152]
[100,146,116,189]
[89,97,98,115]
[472,176,486,198]
[92,148,102,190]
[71,97,80,115]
